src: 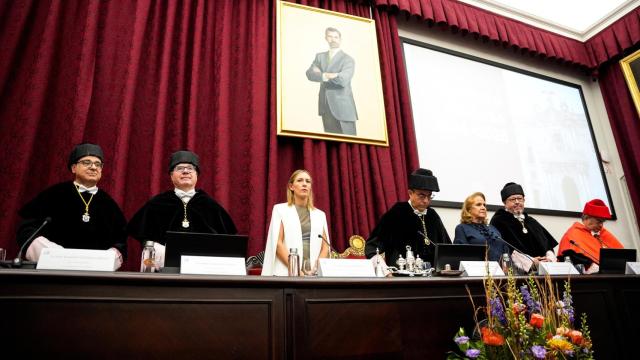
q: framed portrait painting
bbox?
[276,1,388,146]
[620,49,640,118]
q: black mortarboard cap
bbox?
[408,168,439,192]
[168,150,200,173]
[68,143,104,170]
[500,182,524,202]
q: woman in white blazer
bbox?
[261,169,330,276]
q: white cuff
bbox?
[371,255,391,276]
[153,243,166,269]
[545,250,557,262]
[511,250,533,273]
[109,248,123,270]
[585,263,599,274]
[25,236,63,262]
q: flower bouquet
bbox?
[447,272,594,359]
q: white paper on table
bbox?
[459,261,504,277]
[538,262,579,275]
[625,262,640,275]
[179,256,246,275]
[37,248,117,271]
[317,258,376,277]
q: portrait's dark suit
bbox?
[306,50,358,135]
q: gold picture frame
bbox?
[276,1,388,146]
[620,49,640,118]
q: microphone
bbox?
[568,239,600,265]
[318,234,335,258]
[13,217,52,267]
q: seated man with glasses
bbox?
[558,199,623,274]
[127,150,237,268]
[490,182,557,272]
[365,168,451,273]
[16,143,127,268]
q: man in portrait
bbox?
[306,27,358,136]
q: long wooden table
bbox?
[1,270,638,359]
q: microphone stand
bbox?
[4,217,52,268]
[568,240,600,265]
[319,234,334,259]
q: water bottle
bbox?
[501,253,511,275]
[288,248,300,276]
[140,240,156,273]
[564,256,581,273]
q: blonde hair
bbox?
[286,169,315,210]
[460,192,487,224]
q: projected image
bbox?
[402,40,612,215]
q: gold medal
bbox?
[75,185,95,223]
[181,201,190,228]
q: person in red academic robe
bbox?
[558,199,623,274]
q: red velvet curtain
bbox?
[0,0,418,270]
[372,0,594,68]
[585,7,640,68]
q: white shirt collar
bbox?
[74,182,98,195]
[408,200,427,216]
[508,210,525,221]
[175,188,196,203]
[329,48,341,57]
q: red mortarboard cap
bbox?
[583,199,611,219]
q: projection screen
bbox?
[402,39,614,217]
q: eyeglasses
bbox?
[77,160,103,169]
[174,165,196,173]
[507,196,524,203]
[413,192,435,200]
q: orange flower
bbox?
[568,330,583,345]
[513,303,526,315]
[481,327,505,346]
[529,313,544,328]
[556,326,570,336]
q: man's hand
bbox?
[26,236,63,262]
[109,248,123,270]
[324,72,338,79]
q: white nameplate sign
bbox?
[459,261,504,277]
[538,262,579,275]
[625,262,640,275]
[37,248,117,271]
[318,259,375,277]
[180,256,246,275]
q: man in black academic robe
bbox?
[490,182,557,270]
[127,151,237,266]
[365,168,450,268]
[16,143,127,267]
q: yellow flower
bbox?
[547,336,573,351]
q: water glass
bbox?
[302,259,316,276]
[422,261,433,277]
[0,248,6,261]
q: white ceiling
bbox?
[460,0,639,40]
